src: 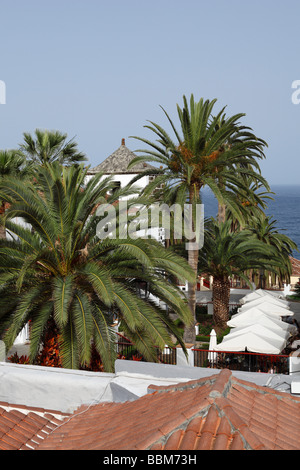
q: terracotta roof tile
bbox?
[0,405,68,450]
[229,431,245,450]
[290,256,300,276]
[195,429,214,450]
[213,416,232,450]
[1,369,300,450]
[163,428,183,450]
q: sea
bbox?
[200,184,300,259]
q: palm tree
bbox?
[128,94,269,342]
[0,163,194,371]
[0,150,32,239]
[19,129,87,166]
[207,111,271,224]
[247,214,298,287]
[198,219,284,331]
[225,179,274,231]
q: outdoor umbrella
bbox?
[208,329,217,364]
[237,301,292,317]
[225,323,290,342]
[238,295,290,311]
[227,308,297,334]
[214,331,286,354]
[239,289,286,305]
[239,289,268,304]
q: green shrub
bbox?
[195,304,208,321]
[196,343,209,350]
[196,335,210,342]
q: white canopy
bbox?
[224,323,290,342]
[238,295,289,311]
[214,331,286,354]
[239,289,286,305]
[237,301,292,317]
[227,308,297,333]
[239,290,268,304]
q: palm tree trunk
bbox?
[217,178,226,224]
[218,201,226,223]
[183,183,200,344]
[183,246,198,343]
[212,277,230,331]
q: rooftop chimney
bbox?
[121,138,125,146]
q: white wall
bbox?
[85,173,150,198]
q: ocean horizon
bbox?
[201,184,300,259]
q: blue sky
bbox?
[0,0,300,186]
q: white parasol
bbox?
[227,308,297,334]
[208,329,217,364]
[214,331,286,355]
[237,301,292,317]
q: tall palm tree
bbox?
[198,219,284,331]
[0,163,194,371]
[128,94,269,342]
[0,150,32,239]
[19,129,87,166]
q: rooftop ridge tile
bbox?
[147,373,220,394]
[212,395,266,450]
[209,368,232,398]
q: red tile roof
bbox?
[0,404,68,450]
[29,369,300,451]
[291,257,300,277]
[1,369,300,450]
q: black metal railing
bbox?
[157,347,177,365]
[192,349,289,374]
[116,333,289,374]
[116,337,177,365]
